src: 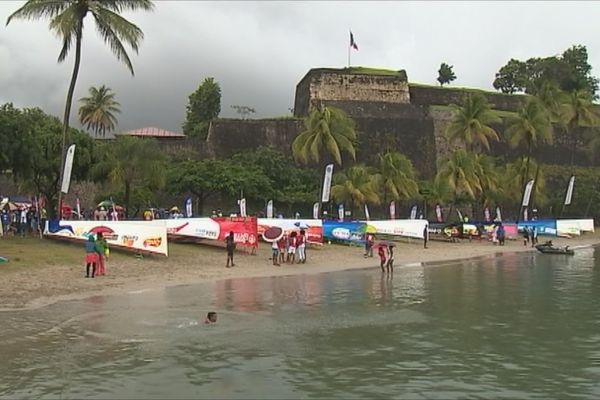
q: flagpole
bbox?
[348,44,351,67]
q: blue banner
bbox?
[517,220,557,236]
[322,221,366,244]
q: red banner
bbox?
[213,217,258,248]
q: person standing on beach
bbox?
[271,239,280,266]
[84,235,98,278]
[364,233,374,257]
[225,231,236,268]
[523,227,529,246]
[423,224,429,249]
[497,224,505,246]
[288,231,297,264]
[95,232,108,276]
[378,245,387,272]
[386,245,395,273]
[277,235,286,264]
[297,230,306,264]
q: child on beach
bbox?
[278,235,286,264]
[378,245,387,272]
[271,240,280,266]
[84,235,98,278]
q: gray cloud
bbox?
[1,1,600,133]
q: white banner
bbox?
[435,204,443,222]
[557,219,595,236]
[258,218,323,244]
[239,198,247,217]
[564,175,575,206]
[76,198,81,220]
[364,204,370,221]
[365,219,428,239]
[338,204,344,221]
[312,202,319,219]
[45,220,168,256]
[266,200,273,219]
[522,179,535,207]
[389,201,396,220]
[457,209,463,221]
[61,144,76,194]
[484,207,490,222]
[495,206,502,222]
[409,205,417,220]
[523,208,528,221]
[321,164,334,203]
[185,197,193,218]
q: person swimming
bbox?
[205,312,217,324]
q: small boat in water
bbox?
[535,242,574,255]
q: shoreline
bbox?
[1,234,599,312]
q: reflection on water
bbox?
[1,248,600,399]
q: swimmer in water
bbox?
[205,312,217,324]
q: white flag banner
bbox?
[523,208,528,221]
[312,202,319,219]
[484,207,490,222]
[389,201,396,220]
[521,179,535,207]
[266,200,274,218]
[495,207,502,222]
[457,209,463,221]
[185,197,193,218]
[338,204,344,221]
[60,144,76,194]
[239,198,247,217]
[564,175,575,206]
[435,204,443,222]
[364,204,370,220]
[321,164,334,203]
[76,198,81,220]
[409,205,418,219]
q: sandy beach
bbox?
[1,233,599,310]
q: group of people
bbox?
[1,205,46,237]
[270,230,307,266]
[522,226,539,247]
[83,233,109,278]
[491,223,507,246]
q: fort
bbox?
[183,67,595,180]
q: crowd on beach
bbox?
[0,205,46,237]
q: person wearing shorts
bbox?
[271,240,280,266]
[296,229,306,264]
[277,235,286,264]
[287,232,297,264]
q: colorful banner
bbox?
[257,218,323,244]
[321,164,334,203]
[517,220,557,236]
[45,220,168,256]
[165,217,258,248]
[365,219,428,239]
[60,144,76,194]
[323,221,367,244]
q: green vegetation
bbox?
[437,63,456,87]
[182,77,222,139]
[446,94,501,152]
[78,85,121,138]
[345,66,408,80]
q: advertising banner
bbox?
[409,205,418,220]
[312,202,319,219]
[564,176,575,206]
[321,164,334,203]
[557,219,595,236]
[60,144,76,194]
[366,219,428,239]
[185,198,193,218]
[45,220,168,256]
[517,220,558,236]
[257,218,323,244]
[364,204,370,221]
[323,221,367,244]
[522,179,535,207]
[165,217,258,248]
[435,204,443,223]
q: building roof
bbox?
[118,127,186,138]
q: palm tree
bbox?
[331,165,380,216]
[436,149,482,219]
[292,106,357,166]
[7,0,154,213]
[78,85,121,137]
[535,81,569,125]
[505,98,553,189]
[375,151,419,213]
[447,93,502,152]
[93,136,165,218]
[419,178,451,220]
[563,90,599,166]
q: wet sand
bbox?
[1,234,598,310]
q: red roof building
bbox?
[117,127,186,139]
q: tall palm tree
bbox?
[419,178,451,220]
[505,98,553,189]
[447,93,502,152]
[78,85,121,137]
[292,106,357,166]
[436,149,482,219]
[535,81,569,125]
[375,151,419,215]
[7,0,154,213]
[331,165,380,216]
[563,89,599,166]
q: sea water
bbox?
[1,247,600,399]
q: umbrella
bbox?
[293,221,309,229]
[97,200,115,208]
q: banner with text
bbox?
[257,218,323,244]
[365,219,428,239]
[165,217,258,248]
[45,220,168,256]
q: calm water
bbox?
[1,247,600,399]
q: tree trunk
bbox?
[57,25,83,219]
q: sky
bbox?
[1,1,600,133]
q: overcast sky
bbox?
[1,1,599,133]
